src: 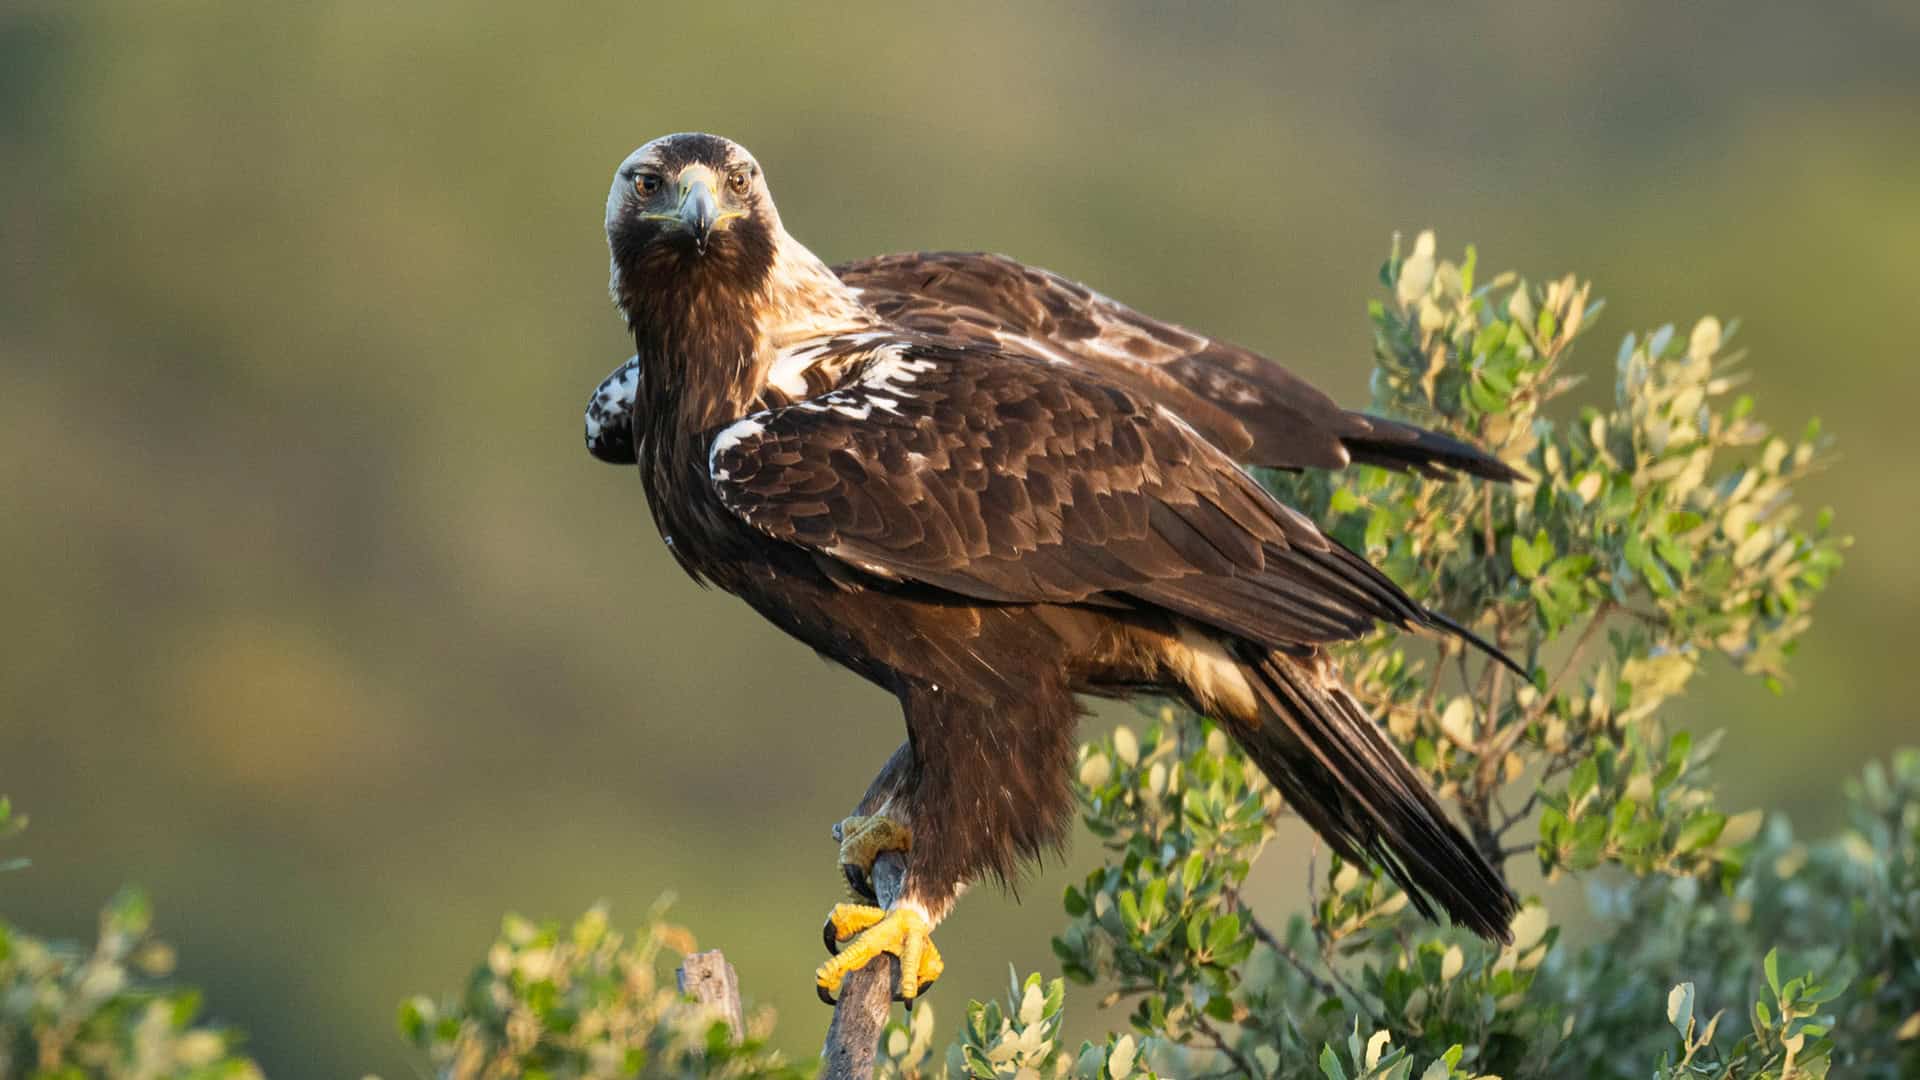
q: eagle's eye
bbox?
[726,168,752,196]
[635,172,662,196]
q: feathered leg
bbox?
[816,681,1080,1004]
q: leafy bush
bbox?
[0,801,263,1079]
[1012,233,1870,1079]
[4,235,1906,1079]
[396,899,810,1080]
[870,232,1879,1079]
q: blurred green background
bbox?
[2,3,1914,1076]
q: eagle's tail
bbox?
[1228,644,1517,942]
[1340,413,1527,483]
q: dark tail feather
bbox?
[1304,536,1530,679]
[1231,646,1518,942]
[1341,413,1528,484]
[1421,608,1528,679]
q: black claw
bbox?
[822,918,842,956]
[817,982,837,1006]
[843,862,876,903]
[892,974,938,1006]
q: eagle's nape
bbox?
[598,133,1525,1005]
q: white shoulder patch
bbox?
[708,414,769,482]
[767,341,830,398]
[858,347,939,395]
[768,331,908,400]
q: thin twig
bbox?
[1317,944,1382,1033]
[1495,741,1587,840]
[1522,600,1615,728]
[1482,486,1496,565]
[1496,786,1542,837]
[1245,911,1338,1000]
[1193,1015,1261,1079]
[1300,855,1390,1035]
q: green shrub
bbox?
[396,899,810,1080]
[1012,231,1863,1078]
[0,802,263,1079]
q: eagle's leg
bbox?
[815,673,1079,1005]
[816,742,938,1004]
[815,901,944,1004]
[834,813,912,903]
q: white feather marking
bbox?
[707,415,768,481]
[897,895,953,927]
[858,348,937,397]
[767,341,828,398]
[584,357,640,450]
[1172,626,1257,722]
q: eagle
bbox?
[595,132,1522,1005]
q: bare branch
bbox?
[676,950,744,1042]
[820,850,908,1080]
[1524,600,1615,728]
[1245,909,1337,1001]
[1193,1015,1261,1079]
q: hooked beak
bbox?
[676,172,720,254]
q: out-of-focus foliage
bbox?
[0,806,262,1079]
[1558,753,1920,1077]
[395,900,810,1080]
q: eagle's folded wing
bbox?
[708,342,1432,648]
[843,252,1522,481]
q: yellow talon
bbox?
[815,902,944,1005]
[835,814,912,898]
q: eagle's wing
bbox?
[709,340,1440,649]
[839,252,1521,481]
[586,355,640,465]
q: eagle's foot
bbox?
[815,902,943,1005]
[834,814,912,901]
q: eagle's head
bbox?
[605,133,780,322]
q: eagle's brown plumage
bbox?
[598,134,1520,970]
[588,251,1522,484]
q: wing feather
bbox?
[841,252,1521,481]
[709,340,1428,649]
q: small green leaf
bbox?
[1180,851,1206,895]
[1206,912,1242,957]
[1667,982,1695,1035]
[1511,534,1543,579]
[1676,812,1727,853]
